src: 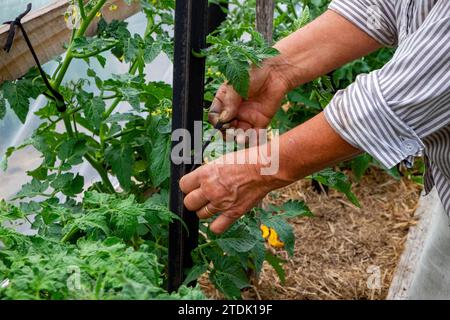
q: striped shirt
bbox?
[324,0,450,214]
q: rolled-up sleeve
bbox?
[329,0,398,47]
[325,3,450,169]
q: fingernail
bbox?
[210,100,219,112]
[219,110,230,122]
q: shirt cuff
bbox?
[324,72,425,169]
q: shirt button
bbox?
[402,139,420,155]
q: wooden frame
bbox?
[0,0,141,84]
[387,189,440,299]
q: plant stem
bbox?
[61,226,78,243]
[78,0,86,20]
[71,41,119,59]
[50,0,116,193]
[104,127,145,142]
[84,153,115,193]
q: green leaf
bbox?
[13,179,49,200]
[277,200,314,219]
[148,133,171,187]
[63,212,110,237]
[351,153,372,181]
[265,251,286,284]
[1,139,33,171]
[57,138,88,166]
[0,96,5,120]
[2,81,31,123]
[143,38,162,63]
[210,257,250,299]
[105,144,134,191]
[183,264,208,286]
[119,87,141,111]
[216,224,257,255]
[295,6,310,30]
[83,97,105,131]
[96,55,107,68]
[221,52,249,98]
[288,89,322,110]
[50,173,84,196]
[109,196,145,240]
[310,168,361,207]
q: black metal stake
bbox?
[168,0,229,293]
[168,0,209,292]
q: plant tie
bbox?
[3,3,67,112]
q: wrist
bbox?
[252,142,297,191]
[264,56,296,94]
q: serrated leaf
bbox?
[143,38,162,63]
[2,81,31,123]
[51,173,84,196]
[106,113,140,123]
[183,264,208,286]
[63,212,109,237]
[295,6,310,30]
[57,138,88,166]
[119,87,142,111]
[222,54,249,98]
[310,168,361,207]
[83,97,105,131]
[276,200,313,219]
[148,133,171,187]
[210,257,250,299]
[13,179,49,200]
[216,224,257,254]
[105,144,134,191]
[265,251,286,284]
[124,34,141,63]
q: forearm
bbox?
[268,10,382,90]
[269,112,361,185]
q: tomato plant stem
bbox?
[84,153,116,193]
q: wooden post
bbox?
[256,0,275,44]
[0,0,140,84]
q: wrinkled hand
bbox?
[209,64,289,130]
[179,148,286,234]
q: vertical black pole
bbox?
[208,0,228,34]
[168,0,209,292]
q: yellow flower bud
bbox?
[260,224,270,239]
[96,12,102,18]
[109,4,118,11]
[268,228,285,248]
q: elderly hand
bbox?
[208,63,290,131]
[179,147,289,234]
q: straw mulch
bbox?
[200,167,422,300]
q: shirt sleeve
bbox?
[328,0,398,47]
[324,3,450,169]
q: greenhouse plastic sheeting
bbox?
[0,9,173,200]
